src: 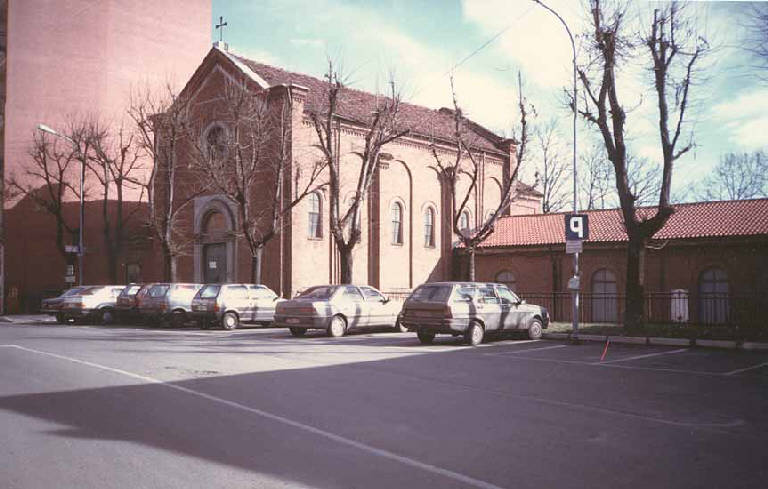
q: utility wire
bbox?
[447,4,536,75]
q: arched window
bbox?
[698,267,729,324]
[308,192,322,238]
[495,270,516,292]
[391,201,403,245]
[423,207,435,247]
[591,268,618,322]
[204,123,228,162]
[459,210,471,235]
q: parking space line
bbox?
[483,344,566,357]
[596,348,689,365]
[2,344,507,489]
[723,361,768,376]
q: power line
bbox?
[448,4,536,75]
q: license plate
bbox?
[286,318,300,324]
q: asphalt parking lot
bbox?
[1,321,767,489]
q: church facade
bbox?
[168,44,542,298]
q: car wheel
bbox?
[100,308,115,325]
[465,321,484,346]
[327,315,346,338]
[289,327,307,337]
[394,318,408,333]
[527,319,543,340]
[221,312,239,330]
[417,330,435,344]
[170,310,186,328]
[55,313,66,324]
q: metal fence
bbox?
[382,289,762,328]
[515,292,761,327]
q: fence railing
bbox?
[381,289,762,328]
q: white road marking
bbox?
[596,348,689,365]
[483,344,566,357]
[724,361,768,376]
[0,344,507,489]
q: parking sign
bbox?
[565,214,589,240]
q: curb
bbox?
[542,332,768,351]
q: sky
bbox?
[210,0,767,206]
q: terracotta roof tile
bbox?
[479,199,768,247]
[230,53,508,154]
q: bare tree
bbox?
[431,74,529,280]
[579,142,613,210]
[7,118,91,259]
[533,119,569,213]
[575,1,709,329]
[744,3,768,78]
[190,79,326,283]
[627,154,662,206]
[310,62,410,284]
[129,84,205,281]
[695,151,767,201]
[87,121,145,283]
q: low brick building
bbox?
[467,199,768,325]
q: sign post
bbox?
[565,214,589,339]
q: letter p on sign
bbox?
[565,214,589,240]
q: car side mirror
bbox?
[381,297,390,304]
[519,299,526,305]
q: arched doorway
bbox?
[591,268,618,322]
[698,267,729,324]
[201,210,230,283]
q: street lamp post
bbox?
[37,123,85,286]
[531,0,580,337]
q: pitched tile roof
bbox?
[225,50,509,154]
[479,199,768,248]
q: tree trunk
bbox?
[161,241,173,282]
[251,246,264,284]
[624,237,646,331]
[467,247,476,281]
[339,246,354,284]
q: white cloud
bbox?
[711,89,768,150]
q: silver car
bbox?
[58,285,126,324]
[137,283,203,327]
[191,283,284,330]
[41,286,92,323]
[274,284,402,337]
[400,282,549,346]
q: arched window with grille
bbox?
[591,268,618,322]
[495,270,517,292]
[698,267,729,324]
[391,201,403,244]
[423,207,435,247]
[308,192,322,238]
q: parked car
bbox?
[137,283,203,327]
[115,283,152,323]
[190,283,284,330]
[58,285,127,324]
[399,282,549,346]
[41,286,92,323]
[274,284,401,337]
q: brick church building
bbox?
[165,44,542,299]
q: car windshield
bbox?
[120,285,141,297]
[409,285,452,302]
[62,287,86,297]
[199,285,220,299]
[298,286,337,299]
[149,285,170,297]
